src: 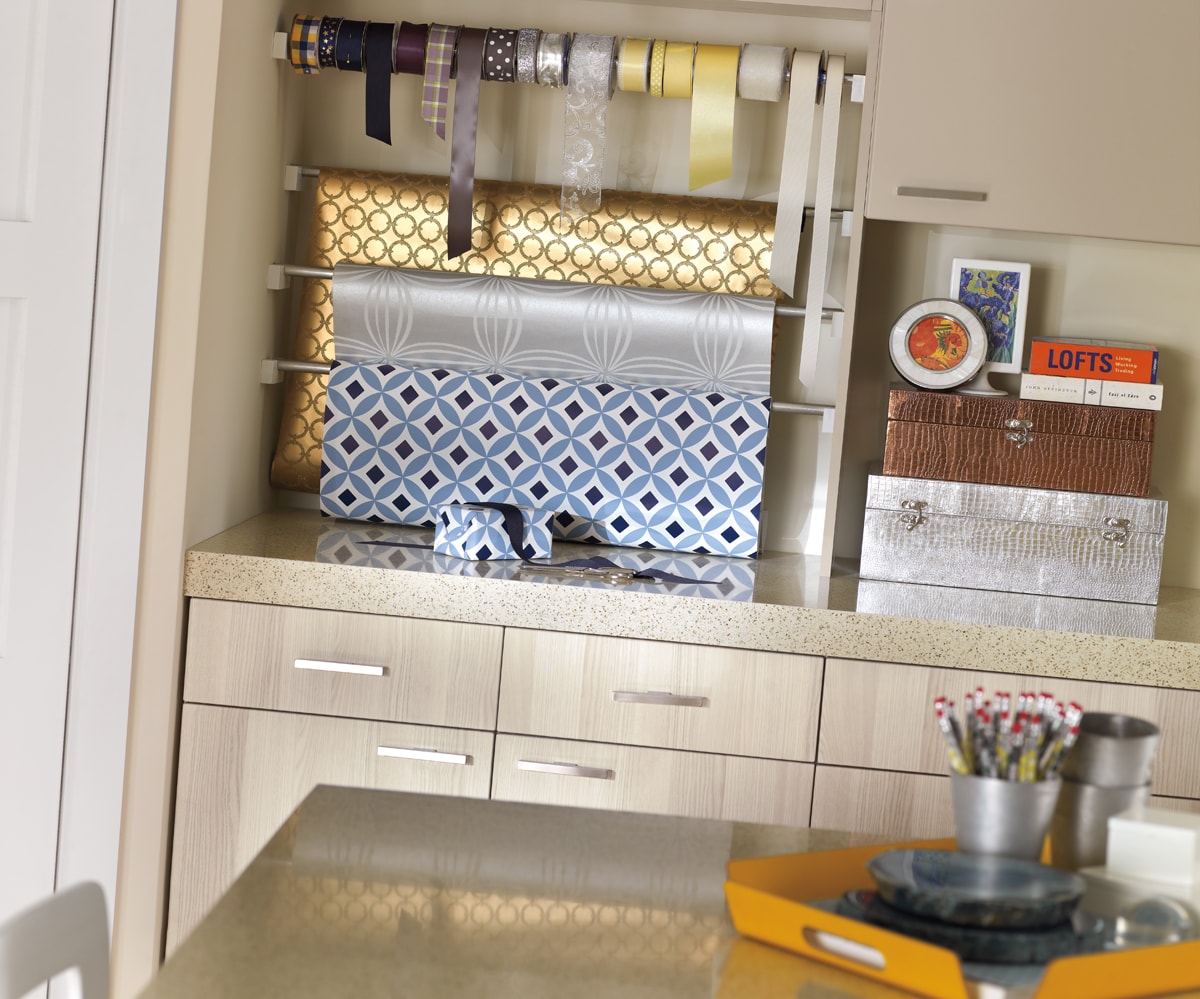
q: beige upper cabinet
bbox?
[866,0,1200,245]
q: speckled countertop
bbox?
[185,509,1200,690]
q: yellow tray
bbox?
[724,838,1200,999]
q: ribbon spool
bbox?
[394,21,428,75]
[447,27,488,259]
[662,41,696,98]
[561,33,618,217]
[648,39,667,96]
[737,44,789,101]
[317,17,340,69]
[334,19,367,72]
[689,43,740,189]
[516,28,541,84]
[617,37,651,92]
[536,32,569,87]
[288,15,322,74]
[484,28,519,83]
[364,22,397,143]
[799,53,846,385]
[422,24,459,139]
[768,49,820,297]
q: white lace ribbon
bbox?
[561,33,616,219]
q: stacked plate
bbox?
[836,849,1106,964]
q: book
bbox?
[1020,373,1163,411]
[1027,337,1158,384]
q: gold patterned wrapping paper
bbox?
[271,168,779,492]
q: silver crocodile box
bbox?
[859,475,1168,605]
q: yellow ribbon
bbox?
[648,39,667,97]
[662,41,696,98]
[689,43,740,189]
[618,37,651,92]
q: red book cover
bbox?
[1027,338,1158,383]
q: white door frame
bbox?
[54,0,178,933]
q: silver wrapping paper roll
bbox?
[330,264,775,394]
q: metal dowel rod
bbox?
[274,264,839,320]
[269,358,833,416]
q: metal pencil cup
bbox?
[951,773,1062,861]
[1060,713,1160,787]
[1049,778,1151,871]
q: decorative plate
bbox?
[865,849,1087,929]
[888,298,987,390]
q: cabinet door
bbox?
[819,659,1200,798]
[867,0,1200,245]
[184,599,503,729]
[498,629,822,761]
[167,704,494,951]
[492,734,813,827]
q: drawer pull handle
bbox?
[295,658,385,677]
[896,185,987,203]
[612,690,709,708]
[377,746,470,765]
[516,759,614,781]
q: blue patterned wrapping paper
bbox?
[433,503,554,561]
[320,362,770,558]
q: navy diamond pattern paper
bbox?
[321,362,770,557]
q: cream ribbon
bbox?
[799,54,845,385]
[689,44,741,190]
[768,50,820,298]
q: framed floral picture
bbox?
[949,259,1031,394]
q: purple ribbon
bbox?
[394,21,428,75]
[447,27,487,259]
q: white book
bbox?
[1101,381,1164,411]
[1019,373,1162,411]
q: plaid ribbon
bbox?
[288,15,322,75]
[422,24,459,140]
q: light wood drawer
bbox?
[819,659,1200,798]
[491,734,813,826]
[498,629,822,761]
[184,599,503,728]
[168,703,494,950]
[811,768,953,841]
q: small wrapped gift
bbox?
[433,502,554,561]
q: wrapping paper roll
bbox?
[738,44,788,101]
[321,362,770,558]
[330,264,775,394]
[269,169,780,493]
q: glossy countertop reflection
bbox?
[185,509,1200,688]
[140,786,913,999]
